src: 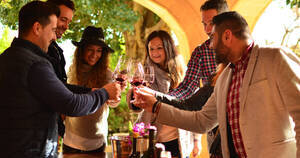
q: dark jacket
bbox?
[156,84,214,111]
[48,42,91,137]
[48,41,91,94]
[0,38,109,158]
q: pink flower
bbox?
[132,122,157,137]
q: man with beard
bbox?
[132,11,300,158]
[166,0,229,156]
[169,0,228,100]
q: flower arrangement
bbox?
[129,122,157,138]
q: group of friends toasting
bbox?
[0,0,299,158]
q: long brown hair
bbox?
[145,30,185,88]
[68,43,110,88]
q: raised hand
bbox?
[132,86,157,112]
[102,82,121,101]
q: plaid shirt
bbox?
[169,39,217,99]
[227,43,253,158]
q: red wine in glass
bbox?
[113,70,128,87]
[130,78,144,111]
[131,80,144,87]
[116,77,125,82]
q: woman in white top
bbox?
[63,26,118,153]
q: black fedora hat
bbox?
[72,26,114,53]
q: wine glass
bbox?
[128,61,144,109]
[128,61,144,87]
[110,55,131,104]
[112,55,130,83]
[143,66,155,87]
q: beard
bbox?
[215,39,230,64]
[216,50,229,64]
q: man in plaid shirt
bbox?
[168,0,229,157]
[169,0,228,99]
[133,11,300,158]
[168,40,217,99]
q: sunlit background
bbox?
[0,0,298,71]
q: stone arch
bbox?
[133,0,272,63]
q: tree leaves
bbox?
[0,0,140,134]
[0,26,14,54]
[0,0,139,53]
[286,0,300,8]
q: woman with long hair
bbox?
[63,26,117,153]
[129,30,186,157]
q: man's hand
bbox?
[132,86,157,112]
[102,82,121,101]
[91,88,99,91]
[107,99,120,108]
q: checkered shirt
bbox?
[227,43,253,158]
[169,39,217,99]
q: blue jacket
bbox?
[0,38,109,157]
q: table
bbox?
[58,152,113,158]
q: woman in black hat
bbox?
[63,26,117,153]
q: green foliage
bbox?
[0,0,12,8]
[0,26,14,54]
[0,0,31,30]
[67,0,139,53]
[286,0,300,8]
[107,88,138,135]
[0,0,139,53]
[0,0,139,134]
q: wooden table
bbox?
[58,152,113,158]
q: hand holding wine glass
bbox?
[102,82,121,101]
[128,61,145,109]
[112,55,131,90]
[109,56,130,105]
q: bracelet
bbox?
[155,102,161,114]
[152,100,160,113]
